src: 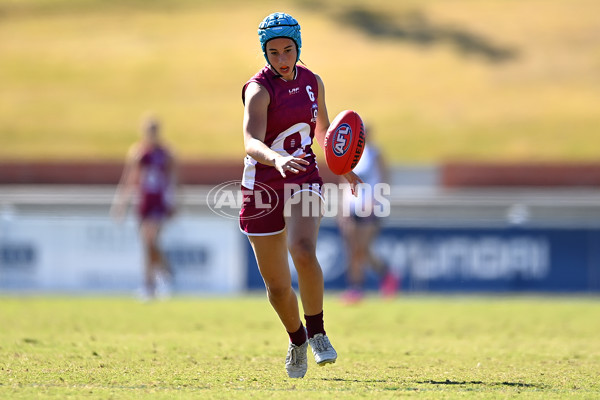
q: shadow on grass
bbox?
[339,7,518,63]
[419,379,545,389]
[321,377,389,383]
[294,1,519,64]
[321,378,544,388]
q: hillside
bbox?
[1,0,599,163]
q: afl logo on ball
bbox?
[331,123,352,157]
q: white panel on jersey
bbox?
[242,155,258,190]
[241,123,313,190]
[269,123,312,157]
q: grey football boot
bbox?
[308,333,338,365]
[285,341,308,378]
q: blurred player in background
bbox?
[111,114,177,301]
[338,126,399,305]
[241,12,362,378]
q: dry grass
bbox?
[1,295,599,399]
[1,0,599,163]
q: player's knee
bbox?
[288,237,317,268]
[352,248,367,259]
[266,284,292,302]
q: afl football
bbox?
[324,110,365,175]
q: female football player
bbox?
[240,12,362,378]
[338,128,399,305]
[112,115,177,301]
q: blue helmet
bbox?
[258,12,302,64]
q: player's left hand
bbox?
[342,171,363,196]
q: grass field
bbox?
[1,295,599,399]
[1,0,600,163]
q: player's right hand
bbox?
[274,154,309,178]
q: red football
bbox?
[324,110,365,175]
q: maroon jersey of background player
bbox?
[137,145,174,220]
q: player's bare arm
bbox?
[243,81,308,178]
[312,74,361,191]
[111,144,141,220]
[314,74,329,150]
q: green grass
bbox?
[1,295,599,399]
[1,0,600,163]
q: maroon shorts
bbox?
[239,177,323,236]
[138,192,172,221]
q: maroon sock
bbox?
[305,311,325,339]
[288,323,307,346]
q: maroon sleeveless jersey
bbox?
[137,145,173,219]
[241,65,321,190]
